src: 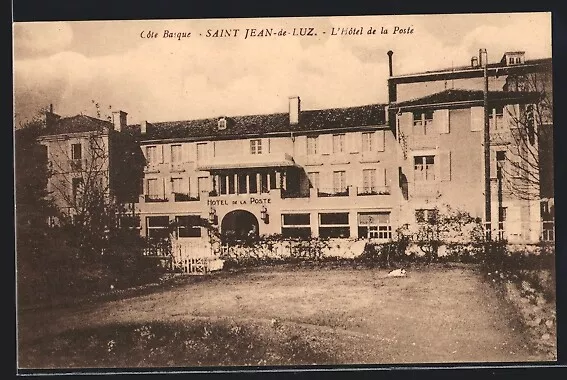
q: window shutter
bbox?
[376,130,385,151]
[470,107,484,132]
[163,144,171,163]
[503,105,512,128]
[490,153,497,179]
[182,143,190,162]
[161,177,166,197]
[296,136,307,156]
[440,151,451,181]
[436,109,450,134]
[157,145,164,163]
[506,206,522,236]
[321,134,332,155]
[509,104,521,129]
[346,133,354,153]
[383,167,389,187]
[377,167,386,187]
[353,132,362,153]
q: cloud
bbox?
[13,14,553,127]
[13,22,74,59]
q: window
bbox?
[319,213,350,238]
[362,132,373,152]
[71,143,82,160]
[250,139,262,155]
[308,171,319,189]
[146,216,170,240]
[515,57,521,64]
[281,213,311,238]
[171,177,183,193]
[248,173,258,194]
[176,215,202,238]
[219,174,227,195]
[198,176,209,195]
[333,134,345,153]
[414,155,435,182]
[358,212,392,240]
[218,118,227,130]
[146,146,158,164]
[146,178,164,201]
[228,174,236,194]
[171,144,182,163]
[196,143,207,161]
[509,57,514,64]
[333,171,347,193]
[499,207,507,222]
[494,105,504,117]
[72,177,83,203]
[238,174,247,194]
[496,151,506,178]
[413,110,433,126]
[415,209,438,224]
[362,169,377,194]
[307,136,318,155]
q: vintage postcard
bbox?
[14,12,556,371]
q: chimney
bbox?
[478,48,487,68]
[43,104,60,129]
[471,56,478,68]
[111,110,127,132]
[289,96,300,125]
[141,120,148,134]
[387,50,394,77]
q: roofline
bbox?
[390,95,539,111]
[37,128,110,140]
[388,60,551,84]
[138,124,389,145]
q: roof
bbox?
[128,103,387,142]
[503,51,526,55]
[197,152,297,170]
[391,89,541,109]
[39,114,112,136]
[389,57,552,82]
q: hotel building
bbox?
[38,50,553,244]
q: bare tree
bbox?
[46,128,122,257]
[492,72,553,202]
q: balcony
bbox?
[356,186,391,196]
[317,187,350,197]
[281,189,310,199]
[69,158,87,171]
[173,192,200,202]
[144,194,168,203]
[144,164,161,174]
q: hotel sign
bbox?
[207,197,272,206]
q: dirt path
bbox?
[18,265,543,364]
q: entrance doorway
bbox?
[221,210,259,242]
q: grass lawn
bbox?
[17,264,544,368]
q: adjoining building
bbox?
[37,50,554,244]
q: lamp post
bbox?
[480,48,492,242]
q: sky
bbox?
[13,13,552,127]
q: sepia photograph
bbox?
[13,12,556,371]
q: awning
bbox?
[197,152,297,171]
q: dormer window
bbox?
[218,117,227,130]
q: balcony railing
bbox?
[281,189,310,199]
[317,187,349,197]
[356,186,391,196]
[173,192,200,202]
[542,221,555,242]
[145,194,168,202]
[69,159,87,171]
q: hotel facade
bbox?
[38,50,554,245]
